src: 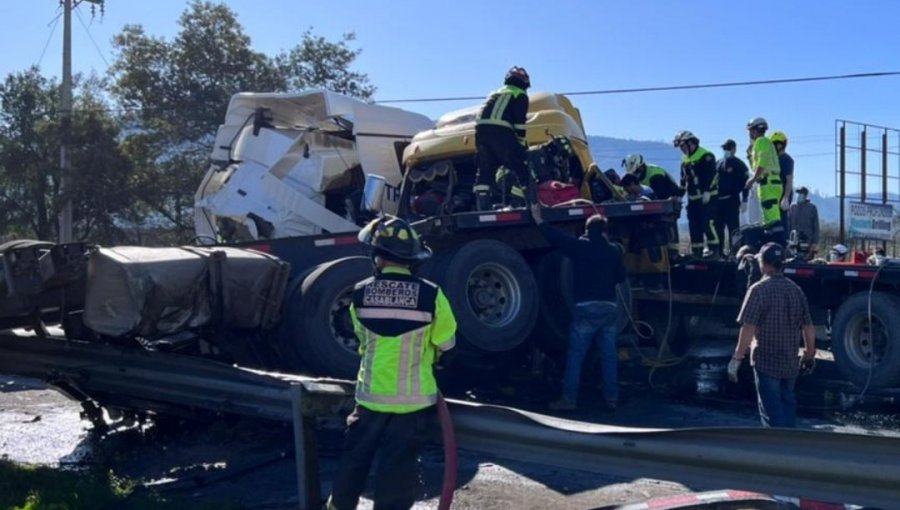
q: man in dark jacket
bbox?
[473,66,531,211]
[531,204,626,411]
[715,139,750,254]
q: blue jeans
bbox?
[562,301,619,403]
[753,369,797,428]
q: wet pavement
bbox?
[1,332,898,508]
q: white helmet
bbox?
[622,154,645,175]
[673,130,698,147]
[830,244,849,262]
[746,117,768,131]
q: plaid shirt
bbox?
[737,274,812,378]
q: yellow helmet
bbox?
[770,131,788,145]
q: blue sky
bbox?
[3,0,900,197]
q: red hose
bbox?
[436,392,457,510]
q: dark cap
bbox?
[797,186,809,195]
[721,139,737,150]
[756,242,784,266]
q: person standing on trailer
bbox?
[745,117,785,245]
[728,242,816,428]
[327,215,457,510]
[715,139,750,255]
[531,204,626,411]
[473,66,532,211]
[770,131,794,212]
[787,186,819,260]
[674,130,721,258]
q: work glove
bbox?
[727,357,742,383]
[702,191,711,204]
[799,356,816,376]
[780,196,790,211]
[740,201,748,214]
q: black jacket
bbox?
[539,223,626,303]
[715,156,750,202]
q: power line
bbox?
[74,5,109,68]
[36,7,63,70]
[376,71,900,104]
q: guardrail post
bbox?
[291,383,321,509]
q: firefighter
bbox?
[744,117,785,245]
[715,139,750,254]
[473,66,532,211]
[674,130,720,258]
[623,153,684,257]
[326,215,457,510]
[770,131,794,211]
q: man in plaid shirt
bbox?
[729,242,816,427]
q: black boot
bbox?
[475,192,492,212]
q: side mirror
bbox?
[361,174,387,213]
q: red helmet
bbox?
[505,66,531,89]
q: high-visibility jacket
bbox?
[680,147,718,201]
[350,266,457,414]
[751,136,783,226]
[641,164,682,200]
[476,85,529,143]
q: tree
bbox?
[108,1,375,238]
[0,68,132,243]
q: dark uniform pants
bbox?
[330,405,431,510]
[475,124,530,201]
[687,198,719,256]
[715,196,740,254]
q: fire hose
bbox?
[436,392,457,510]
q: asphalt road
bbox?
[1,333,898,509]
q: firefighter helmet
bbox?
[622,154,645,175]
[746,117,768,131]
[358,215,432,262]
[673,130,699,147]
[504,66,531,89]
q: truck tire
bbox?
[280,256,373,380]
[533,251,632,352]
[831,291,900,389]
[438,240,538,352]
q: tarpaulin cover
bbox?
[83,246,287,338]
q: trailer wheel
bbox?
[439,240,538,352]
[832,291,900,389]
[280,256,373,379]
[533,251,632,352]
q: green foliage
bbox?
[0,460,239,510]
[0,69,133,243]
[107,0,375,238]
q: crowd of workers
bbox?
[323,67,854,509]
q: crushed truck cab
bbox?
[194,91,433,242]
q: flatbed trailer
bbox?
[633,257,900,390]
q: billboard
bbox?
[848,202,895,241]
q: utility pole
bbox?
[58,0,105,243]
[58,0,73,242]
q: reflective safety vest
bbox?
[681,147,718,200]
[351,266,457,414]
[751,136,783,226]
[476,85,529,142]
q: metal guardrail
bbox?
[1,332,899,507]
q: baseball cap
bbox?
[757,242,784,266]
[721,139,737,150]
[796,186,809,195]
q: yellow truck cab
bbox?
[399,92,603,216]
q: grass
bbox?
[0,460,242,510]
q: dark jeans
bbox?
[329,405,430,510]
[753,369,797,428]
[562,301,619,403]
